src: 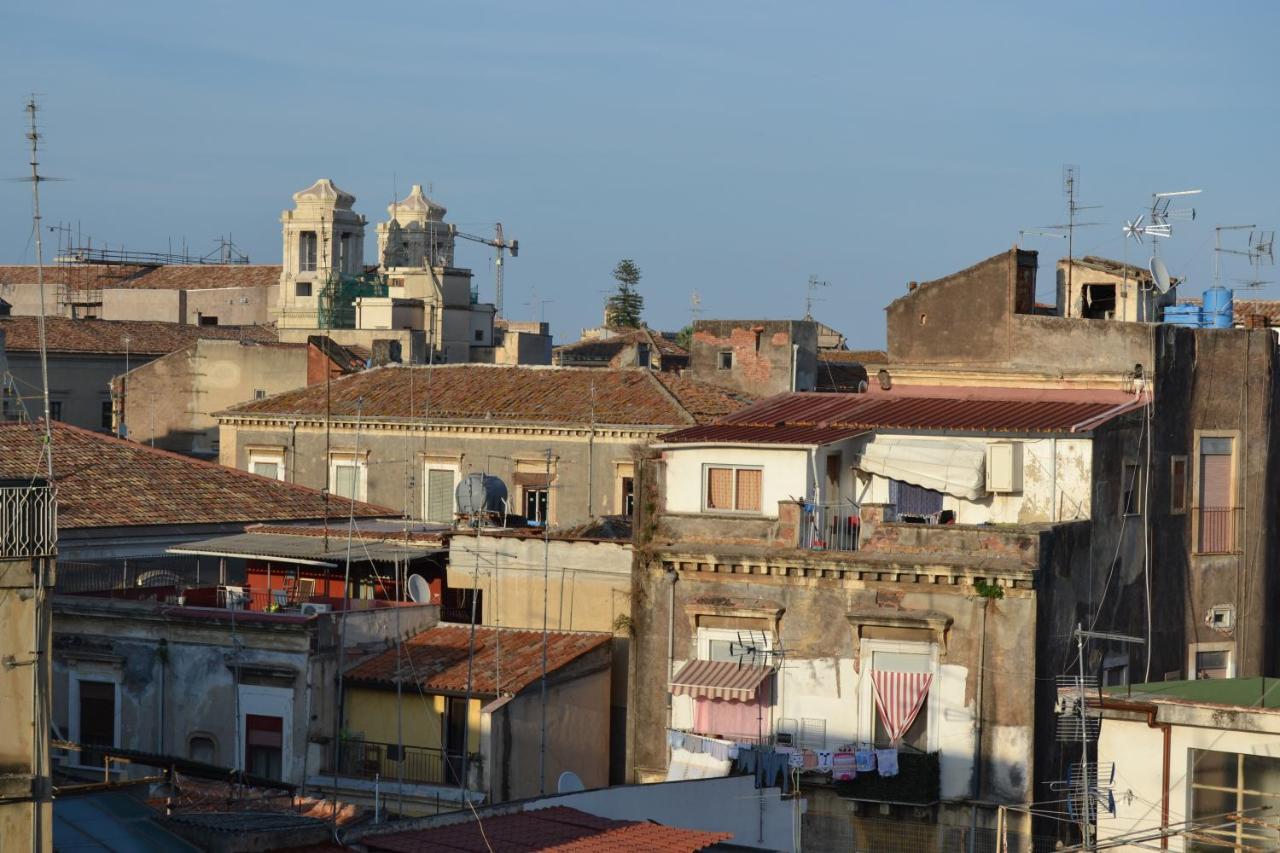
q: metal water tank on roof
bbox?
[1202,287,1234,329]
[455,473,508,515]
[1163,304,1203,328]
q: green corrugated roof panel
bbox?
[1105,677,1280,709]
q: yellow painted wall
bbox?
[345,687,482,753]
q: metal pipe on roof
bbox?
[166,546,339,569]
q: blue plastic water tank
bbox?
[1202,286,1234,329]
[1163,304,1203,328]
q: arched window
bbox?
[188,735,216,765]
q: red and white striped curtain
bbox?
[872,670,933,744]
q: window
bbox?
[1082,283,1116,319]
[295,281,312,298]
[621,476,635,517]
[692,627,775,743]
[890,479,943,519]
[299,231,318,272]
[717,351,733,370]
[100,401,113,430]
[76,679,117,768]
[1189,750,1280,850]
[424,466,456,523]
[198,315,219,326]
[704,465,762,513]
[1102,656,1129,687]
[1195,648,1232,680]
[637,343,651,368]
[329,455,367,501]
[869,648,932,753]
[1122,462,1143,515]
[524,487,549,523]
[244,714,284,780]
[1197,436,1235,553]
[1171,455,1188,514]
[49,401,62,421]
[249,450,285,482]
[699,627,773,663]
[188,735,216,765]
[254,389,267,400]
[474,329,484,342]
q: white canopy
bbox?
[855,437,987,500]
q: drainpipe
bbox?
[289,421,298,484]
[970,597,989,853]
[790,344,799,392]
[666,568,678,731]
[1098,698,1170,848]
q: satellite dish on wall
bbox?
[557,770,585,793]
[407,574,431,604]
[1150,257,1172,294]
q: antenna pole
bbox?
[25,98,54,479]
[1075,623,1092,851]
[538,447,551,796]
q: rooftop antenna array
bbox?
[728,630,786,669]
[1215,224,1275,290]
[805,274,828,320]
[1016,229,1067,249]
[1122,188,1202,316]
[1041,166,1103,300]
[689,290,702,327]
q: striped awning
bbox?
[669,659,773,701]
[872,670,933,744]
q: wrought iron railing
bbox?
[0,482,56,559]
[327,738,473,787]
[800,501,860,552]
[1196,507,1239,554]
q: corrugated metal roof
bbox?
[669,659,773,701]
[53,790,199,852]
[168,531,442,565]
[662,389,1147,444]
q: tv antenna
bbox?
[1017,229,1067,249]
[689,290,702,327]
[1042,166,1103,297]
[805,274,829,320]
[1215,224,1275,290]
[727,630,785,669]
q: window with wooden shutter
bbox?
[1197,437,1234,553]
[706,467,733,510]
[425,468,455,523]
[735,468,762,511]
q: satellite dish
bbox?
[557,770,585,793]
[407,574,431,604]
[1150,257,1172,294]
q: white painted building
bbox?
[1093,679,1280,851]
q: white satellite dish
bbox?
[1150,257,1172,294]
[407,573,431,604]
[556,770,585,793]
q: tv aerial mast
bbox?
[1042,166,1103,300]
[1215,224,1275,290]
[805,274,829,320]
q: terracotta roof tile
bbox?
[220,364,752,428]
[0,264,280,291]
[554,329,688,366]
[653,372,757,424]
[362,806,731,852]
[344,624,611,696]
[0,421,393,529]
[0,316,276,356]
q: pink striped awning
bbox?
[872,670,933,744]
[669,660,774,701]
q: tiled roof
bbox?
[220,364,753,428]
[0,316,276,356]
[820,349,887,364]
[554,329,688,364]
[0,264,281,291]
[0,421,393,529]
[362,806,731,853]
[662,386,1149,444]
[653,372,756,424]
[344,624,611,696]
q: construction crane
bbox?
[451,223,518,316]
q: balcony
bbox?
[831,750,940,804]
[327,738,476,788]
[1196,507,1239,555]
[800,501,860,552]
[0,481,56,559]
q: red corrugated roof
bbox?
[344,625,611,696]
[663,388,1147,444]
[362,806,731,852]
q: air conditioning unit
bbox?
[301,602,332,617]
[986,442,1024,494]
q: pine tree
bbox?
[605,259,644,330]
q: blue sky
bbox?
[3,2,1278,346]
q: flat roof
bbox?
[1104,677,1280,710]
[168,531,443,566]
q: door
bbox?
[444,697,468,784]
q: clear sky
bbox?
[3,2,1278,347]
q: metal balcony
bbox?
[0,481,56,559]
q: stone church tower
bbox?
[376,184,454,270]
[277,179,366,329]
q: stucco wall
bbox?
[183,286,276,326]
[7,351,140,432]
[661,446,811,517]
[100,289,185,323]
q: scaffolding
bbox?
[316,270,388,329]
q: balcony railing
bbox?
[800,501,860,552]
[1196,507,1239,554]
[0,482,56,559]
[327,738,472,787]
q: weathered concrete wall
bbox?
[101,289,185,323]
[483,644,612,801]
[688,320,817,395]
[7,351,143,432]
[182,286,276,326]
[219,419,653,526]
[118,340,309,455]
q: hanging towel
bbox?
[788,751,805,769]
[667,730,683,749]
[876,748,899,778]
[815,750,834,770]
[801,750,818,770]
[832,752,856,781]
[855,750,877,773]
